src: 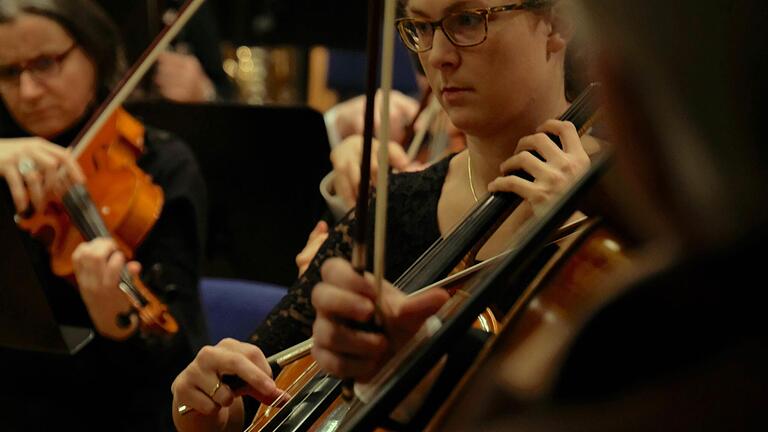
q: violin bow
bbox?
[351,0,399,310]
[69,0,205,157]
[340,0,397,401]
[351,0,382,275]
[373,0,399,296]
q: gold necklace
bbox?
[467,152,479,203]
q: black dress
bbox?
[0,125,207,431]
[248,155,455,356]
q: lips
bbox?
[441,85,472,93]
[440,86,472,104]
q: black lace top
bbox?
[249,154,456,355]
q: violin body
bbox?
[17,108,163,279]
[249,308,499,431]
[427,218,633,430]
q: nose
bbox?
[18,71,46,101]
[427,28,460,71]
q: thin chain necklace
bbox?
[467,151,479,203]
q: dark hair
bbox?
[0,0,126,92]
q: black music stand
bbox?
[126,102,332,287]
[0,193,93,354]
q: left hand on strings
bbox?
[72,237,139,340]
[488,119,590,217]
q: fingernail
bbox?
[356,301,373,318]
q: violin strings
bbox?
[63,187,100,240]
[264,365,334,432]
[246,361,323,431]
[63,186,147,305]
[394,196,491,292]
[393,197,491,290]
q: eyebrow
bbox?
[407,1,488,19]
[0,45,72,67]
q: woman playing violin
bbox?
[171,0,598,430]
[0,0,206,429]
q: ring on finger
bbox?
[177,403,193,416]
[208,378,222,400]
[18,157,37,176]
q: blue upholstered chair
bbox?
[199,278,287,343]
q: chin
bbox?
[445,111,484,136]
[24,121,67,140]
[17,114,69,140]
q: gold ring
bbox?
[17,157,37,176]
[208,379,222,400]
[177,403,193,415]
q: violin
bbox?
[17,107,175,334]
[15,0,206,335]
[426,217,633,431]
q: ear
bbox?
[545,4,573,55]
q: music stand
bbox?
[126,102,332,287]
[0,191,93,354]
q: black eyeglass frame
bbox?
[0,43,78,89]
[396,1,549,53]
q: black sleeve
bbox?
[136,128,208,351]
[136,199,207,351]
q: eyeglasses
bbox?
[396,1,548,53]
[0,43,77,91]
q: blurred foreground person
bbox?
[437,1,768,430]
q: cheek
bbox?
[1,93,20,117]
[65,66,96,114]
[52,60,97,127]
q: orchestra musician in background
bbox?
[0,0,206,430]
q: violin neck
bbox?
[61,185,110,241]
[62,185,151,310]
[393,83,602,295]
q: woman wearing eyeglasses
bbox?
[170,0,598,430]
[0,0,206,430]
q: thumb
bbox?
[311,220,329,237]
[397,288,450,333]
[126,261,142,276]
